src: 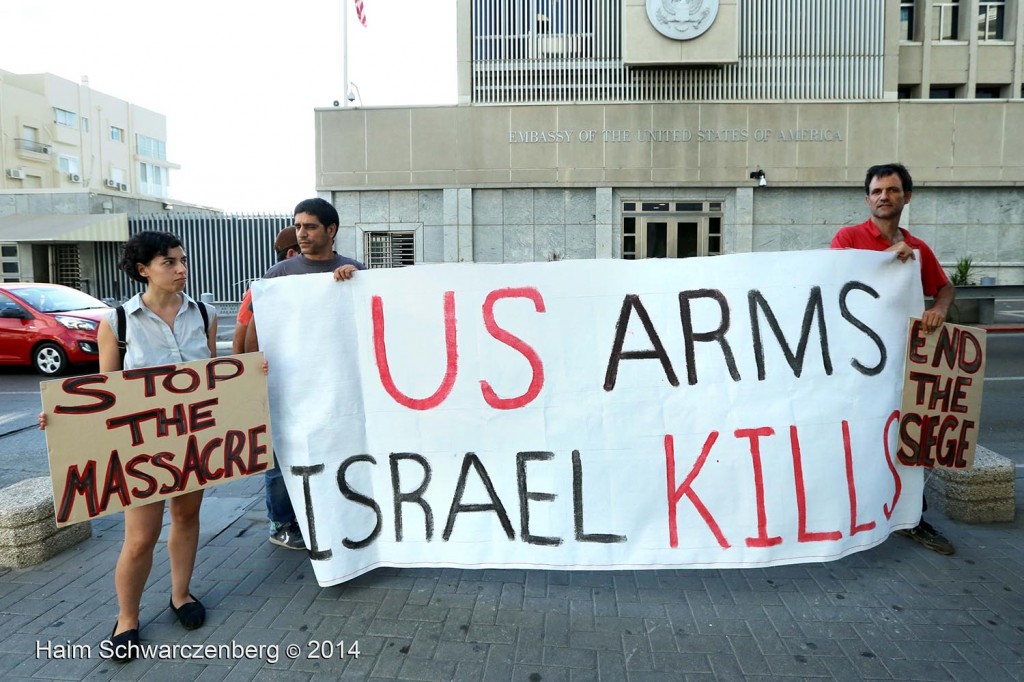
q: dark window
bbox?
[900,2,916,40]
[978,1,1005,40]
[364,231,415,268]
[975,85,1004,99]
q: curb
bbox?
[978,325,1024,334]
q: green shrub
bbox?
[949,256,975,286]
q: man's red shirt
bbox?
[831,219,949,297]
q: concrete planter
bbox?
[947,293,980,324]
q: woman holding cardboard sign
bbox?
[41,231,217,662]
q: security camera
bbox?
[346,91,356,103]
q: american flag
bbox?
[354,0,366,27]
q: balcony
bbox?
[14,138,52,156]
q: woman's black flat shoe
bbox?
[169,594,205,630]
[108,620,139,662]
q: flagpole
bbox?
[342,0,349,107]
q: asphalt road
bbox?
[2,326,1021,492]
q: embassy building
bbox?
[316,0,1023,284]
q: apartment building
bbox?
[315,0,1023,283]
[0,70,187,288]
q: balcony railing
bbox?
[15,138,51,155]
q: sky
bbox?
[0,0,458,212]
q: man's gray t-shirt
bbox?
[263,253,365,279]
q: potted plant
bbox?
[946,256,979,323]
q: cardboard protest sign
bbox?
[253,251,927,586]
[898,319,986,469]
[41,352,272,526]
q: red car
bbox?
[0,283,111,376]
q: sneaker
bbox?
[269,522,306,550]
[895,520,955,555]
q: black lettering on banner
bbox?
[294,464,331,559]
[337,456,382,550]
[389,453,433,542]
[443,453,515,541]
[572,450,626,543]
[99,451,131,513]
[516,451,562,546]
[897,413,922,465]
[749,286,833,380]
[839,281,887,376]
[678,289,741,385]
[178,435,208,489]
[205,357,244,388]
[222,430,247,477]
[153,452,183,494]
[200,437,225,481]
[56,460,99,523]
[156,403,188,439]
[121,366,176,397]
[107,408,163,446]
[604,294,679,391]
[125,454,157,498]
[246,425,270,473]
[54,375,116,414]
[188,398,219,432]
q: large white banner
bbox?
[253,251,925,586]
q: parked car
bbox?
[0,283,111,376]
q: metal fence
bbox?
[92,213,291,304]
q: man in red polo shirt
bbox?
[831,163,956,555]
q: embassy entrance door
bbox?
[621,201,723,260]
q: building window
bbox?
[975,85,1004,98]
[57,155,81,175]
[929,85,957,99]
[54,108,78,128]
[136,134,167,160]
[364,232,415,268]
[933,2,960,40]
[138,162,169,198]
[81,117,89,132]
[1,244,19,282]
[900,2,916,40]
[978,1,1005,40]
[110,126,125,142]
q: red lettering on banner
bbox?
[789,426,842,542]
[843,420,875,535]
[479,287,546,409]
[664,432,729,549]
[735,427,782,548]
[882,410,902,519]
[373,291,458,410]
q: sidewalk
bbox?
[1,469,1022,681]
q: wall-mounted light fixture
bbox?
[749,169,767,187]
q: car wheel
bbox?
[33,342,68,376]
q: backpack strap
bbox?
[115,305,127,367]
[198,300,210,334]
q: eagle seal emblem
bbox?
[646,0,719,40]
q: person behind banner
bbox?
[232,225,307,551]
[242,198,365,549]
[831,162,957,556]
[40,231,218,662]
